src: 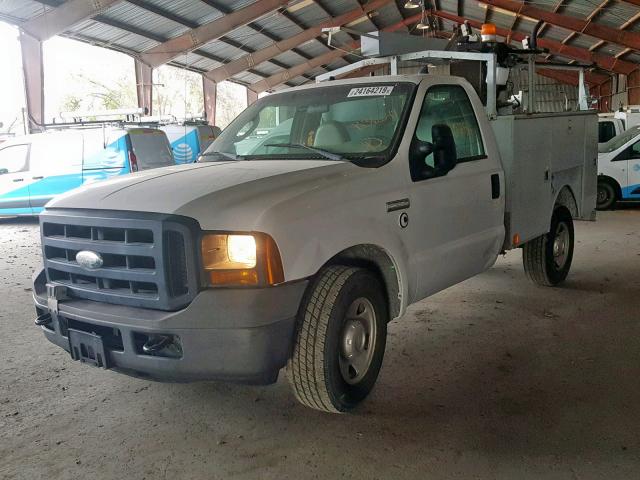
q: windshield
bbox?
[201,83,416,165]
[599,125,640,153]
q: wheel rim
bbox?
[552,222,570,270]
[597,185,610,207]
[339,297,377,385]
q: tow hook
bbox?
[34,312,52,326]
[142,335,172,354]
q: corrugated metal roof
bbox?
[0,0,638,91]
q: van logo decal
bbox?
[173,143,194,163]
[76,251,104,270]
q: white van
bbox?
[160,124,220,164]
[0,127,173,216]
[597,125,640,209]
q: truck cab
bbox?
[32,41,597,414]
[597,125,640,209]
[598,115,625,144]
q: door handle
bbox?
[491,174,500,199]
[386,198,410,212]
[12,178,24,182]
[32,176,44,180]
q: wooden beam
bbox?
[204,0,393,84]
[432,9,639,75]
[139,0,289,68]
[21,0,122,41]
[250,12,421,92]
[477,0,640,51]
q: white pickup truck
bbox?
[33,48,597,413]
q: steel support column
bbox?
[247,88,258,105]
[19,31,44,133]
[134,59,153,116]
[203,76,217,126]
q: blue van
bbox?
[0,127,173,216]
[160,124,220,164]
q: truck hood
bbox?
[47,160,354,229]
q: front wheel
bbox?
[287,266,388,413]
[523,206,574,286]
[596,180,617,210]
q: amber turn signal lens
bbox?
[208,269,259,286]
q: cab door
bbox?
[406,82,505,301]
[0,143,31,215]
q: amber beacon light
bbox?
[481,23,498,42]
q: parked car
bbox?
[0,127,173,216]
[597,125,640,209]
[160,124,220,164]
[598,115,624,144]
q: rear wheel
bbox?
[597,180,617,210]
[287,266,388,413]
[523,206,574,286]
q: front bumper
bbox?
[33,269,307,384]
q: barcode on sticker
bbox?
[347,86,394,97]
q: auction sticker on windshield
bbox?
[347,86,394,97]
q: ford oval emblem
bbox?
[76,250,104,270]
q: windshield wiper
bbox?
[200,151,241,161]
[263,143,345,161]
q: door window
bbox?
[629,140,640,159]
[598,121,616,143]
[128,129,173,170]
[411,85,485,181]
[0,144,29,174]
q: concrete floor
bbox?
[1,208,639,480]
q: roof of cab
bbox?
[270,74,471,95]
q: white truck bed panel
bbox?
[491,111,598,249]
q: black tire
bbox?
[523,206,574,286]
[597,180,617,210]
[287,266,388,413]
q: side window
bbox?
[598,121,616,143]
[630,140,640,159]
[0,144,29,174]
[412,85,486,181]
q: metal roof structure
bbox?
[4,0,640,130]
[2,0,640,92]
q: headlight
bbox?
[201,232,284,287]
[227,235,256,267]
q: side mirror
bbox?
[409,123,457,180]
[0,168,8,175]
[431,124,457,174]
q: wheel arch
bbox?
[554,185,579,217]
[321,244,403,321]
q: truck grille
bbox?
[40,210,199,311]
